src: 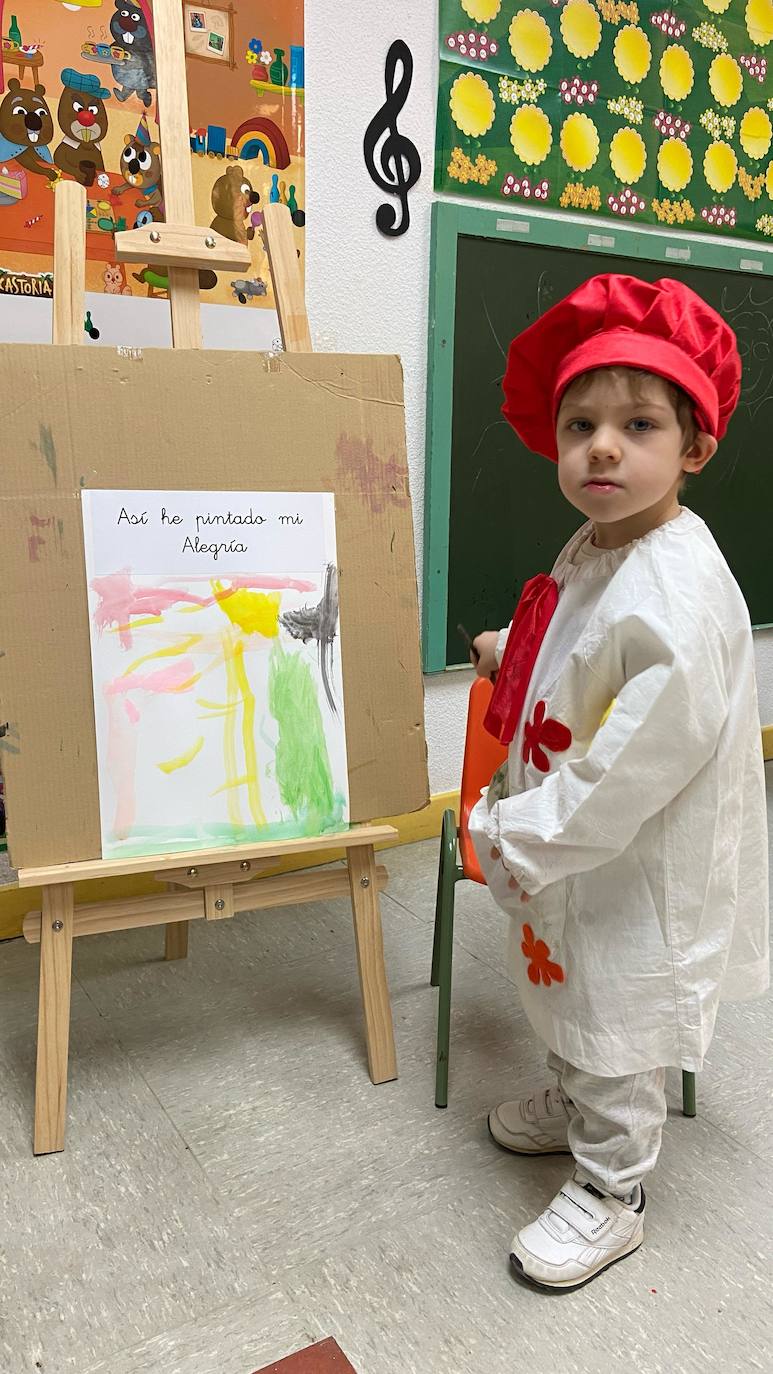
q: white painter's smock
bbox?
[469,508,769,1076]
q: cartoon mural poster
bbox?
[0,2,305,330]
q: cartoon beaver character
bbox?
[53,70,110,188]
[110,1,156,109]
[0,80,56,179]
[103,263,132,295]
[209,165,261,245]
[113,114,163,223]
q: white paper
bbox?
[81,490,349,859]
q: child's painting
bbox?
[437,1,773,243]
[0,2,305,337]
[81,490,348,859]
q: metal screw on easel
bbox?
[214,899,225,911]
[360,876,370,889]
[149,230,161,244]
[240,861,250,871]
[187,866,198,877]
[52,920,63,932]
[205,236,216,249]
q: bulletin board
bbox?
[423,200,773,671]
[0,346,428,870]
[437,0,773,244]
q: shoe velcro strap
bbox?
[549,1181,615,1242]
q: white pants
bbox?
[548,1051,668,1198]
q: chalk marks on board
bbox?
[720,282,773,419]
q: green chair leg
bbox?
[682,1070,696,1118]
[433,810,460,1109]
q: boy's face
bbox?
[555,370,716,545]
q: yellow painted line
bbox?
[157,736,205,774]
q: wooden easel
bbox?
[23,0,398,1157]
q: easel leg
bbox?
[164,922,189,961]
[34,884,75,1155]
[164,883,189,960]
[347,846,398,1084]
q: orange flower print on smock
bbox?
[522,700,572,772]
[521,923,565,987]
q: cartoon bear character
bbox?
[103,263,132,295]
[209,165,261,246]
[114,121,163,221]
[0,80,56,179]
[54,70,110,188]
[110,1,156,109]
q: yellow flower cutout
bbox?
[703,0,731,9]
[740,107,773,159]
[658,138,693,191]
[461,0,502,21]
[560,0,602,60]
[746,0,773,46]
[561,112,600,172]
[704,141,738,192]
[510,105,553,165]
[449,72,496,138]
[709,54,743,107]
[614,26,652,85]
[610,127,647,183]
[659,45,694,101]
[767,162,773,198]
[509,10,553,72]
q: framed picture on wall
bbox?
[183,1,236,69]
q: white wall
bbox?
[305,3,772,795]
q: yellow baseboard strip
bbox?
[0,792,461,944]
[763,724,773,762]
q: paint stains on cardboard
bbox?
[38,425,57,482]
[335,434,409,513]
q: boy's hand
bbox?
[490,846,530,903]
[472,630,499,679]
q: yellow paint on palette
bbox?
[214,583,281,637]
[122,634,203,678]
[157,736,205,774]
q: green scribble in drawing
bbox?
[269,643,339,828]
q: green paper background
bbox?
[436,0,773,241]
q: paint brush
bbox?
[457,623,479,665]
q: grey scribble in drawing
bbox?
[280,564,340,713]
[720,283,773,419]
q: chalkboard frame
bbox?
[423,201,773,673]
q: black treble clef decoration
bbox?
[363,40,422,238]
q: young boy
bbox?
[469,274,769,1293]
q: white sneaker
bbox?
[510,1173,645,1291]
[488,1086,572,1155]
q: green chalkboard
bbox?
[424,203,773,672]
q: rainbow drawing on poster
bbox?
[81,490,348,859]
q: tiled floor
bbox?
[0,804,771,1374]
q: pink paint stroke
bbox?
[106,659,198,697]
[92,571,317,648]
[106,694,137,842]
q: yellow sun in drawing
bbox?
[461,0,501,21]
[560,0,602,60]
[740,107,773,159]
[449,72,496,138]
[509,10,553,72]
[709,54,743,107]
[613,26,652,85]
[704,141,738,192]
[746,0,773,46]
[659,45,694,101]
[658,138,693,191]
[510,105,553,164]
[610,127,647,183]
[561,112,600,172]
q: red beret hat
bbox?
[502,274,742,462]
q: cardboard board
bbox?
[0,346,428,869]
